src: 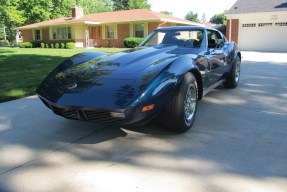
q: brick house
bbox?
[17,8,199,48]
[226,0,287,52]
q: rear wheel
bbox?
[223,55,241,89]
[161,72,198,133]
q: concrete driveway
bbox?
[0,51,287,192]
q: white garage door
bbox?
[239,21,287,52]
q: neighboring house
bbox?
[226,0,287,52]
[17,7,199,48]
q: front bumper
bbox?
[38,95,156,125]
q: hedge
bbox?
[0,40,10,46]
[66,42,76,49]
[124,37,144,48]
[17,41,76,49]
[18,42,33,48]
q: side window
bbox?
[207,30,225,49]
[35,29,41,41]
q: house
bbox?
[226,0,287,52]
[17,8,199,48]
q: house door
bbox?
[91,26,102,47]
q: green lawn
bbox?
[0,47,128,103]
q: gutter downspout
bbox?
[159,20,167,27]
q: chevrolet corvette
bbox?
[36,26,241,132]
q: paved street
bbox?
[0,51,286,192]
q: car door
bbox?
[206,29,228,85]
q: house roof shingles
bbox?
[18,9,199,29]
[228,0,287,14]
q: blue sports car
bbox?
[36,26,241,132]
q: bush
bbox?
[32,41,41,48]
[55,43,59,49]
[18,42,33,48]
[0,40,10,46]
[45,44,49,48]
[66,42,76,49]
[10,41,18,47]
[50,43,54,48]
[40,43,45,48]
[123,37,144,48]
[60,43,65,49]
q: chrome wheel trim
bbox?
[184,84,197,122]
[235,59,241,83]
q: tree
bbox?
[19,0,54,24]
[209,10,227,24]
[111,0,151,11]
[112,0,129,10]
[0,24,5,39]
[76,0,112,14]
[201,13,206,23]
[0,0,113,41]
[160,11,172,16]
[19,0,113,24]
[128,0,151,10]
[185,11,199,22]
[0,0,25,41]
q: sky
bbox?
[148,0,237,21]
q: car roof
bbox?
[156,26,218,32]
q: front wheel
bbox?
[160,72,198,133]
[223,55,241,89]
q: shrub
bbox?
[45,44,49,48]
[123,37,144,48]
[55,43,59,49]
[40,43,45,48]
[32,41,41,48]
[50,43,54,48]
[0,40,10,46]
[10,42,18,47]
[18,42,33,48]
[60,43,65,49]
[66,42,76,49]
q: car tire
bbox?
[223,55,241,89]
[161,72,198,133]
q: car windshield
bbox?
[140,29,203,48]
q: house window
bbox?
[35,30,41,41]
[106,25,115,39]
[134,23,144,38]
[242,23,256,27]
[275,22,287,26]
[53,27,72,40]
[258,23,272,27]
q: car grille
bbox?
[54,107,79,120]
[50,105,125,123]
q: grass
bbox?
[0,47,129,103]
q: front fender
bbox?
[130,55,201,112]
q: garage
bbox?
[238,21,287,52]
[226,0,287,52]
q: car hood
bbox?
[36,46,180,109]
